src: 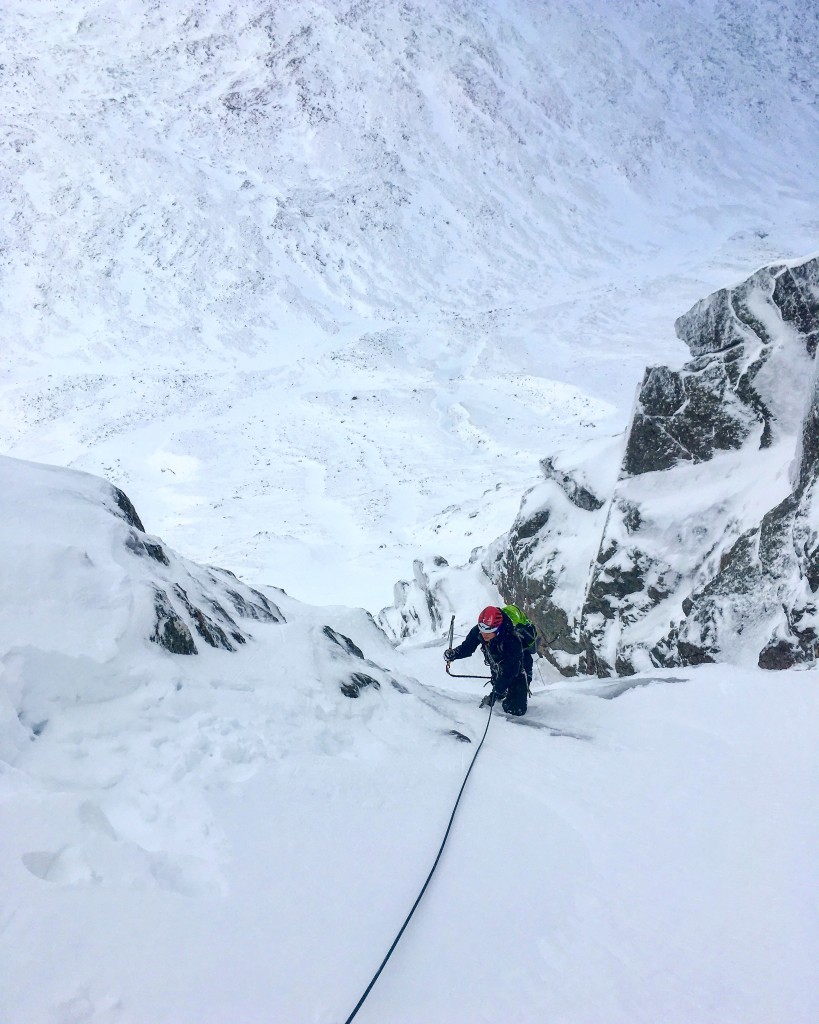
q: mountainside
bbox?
[2,453,818,1023]
[4,0,817,357]
[2,0,819,607]
[3,5,819,1020]
[490,255,819,674]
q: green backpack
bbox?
[502,605,537,650]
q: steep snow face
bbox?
[0,454,463,895]
[2,0,819,607]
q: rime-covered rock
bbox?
[379,557,451,642]
[488,438,621,675]
[488,256,819,675]
[664,350,819,670]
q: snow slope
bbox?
[2,0,819,608]
[2,456,818,1023]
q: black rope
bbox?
[341,703,494,1024]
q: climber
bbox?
[444,606,528,716]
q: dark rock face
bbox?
[323,625,365,659]
[773,260,819,355]
[339,672,381,698]
[797,363,819,496]
[111,487,146,532]
[173,584,237,651]
[151,588,198,655]
[489,256,819,676]
[758,638,805,670]
[623,356,760,475]
[621,261,814,477]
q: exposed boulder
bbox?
[125,530,171,566]
[111,486,146,532]
[323,625,365,659]
[312,623,394,699]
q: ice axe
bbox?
[444,614,492,681]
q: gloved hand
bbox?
[444,648,456,662]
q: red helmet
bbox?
[477,606,503,633]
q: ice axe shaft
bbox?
[444,614,492,680]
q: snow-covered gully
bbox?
[2,1,819,1021]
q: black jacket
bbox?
[450,611,524,695]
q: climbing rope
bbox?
[341,701,494,1023]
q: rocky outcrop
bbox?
[323,625,365,659]
[317,623,395,698]
[109,484,286,656]
[112,487,146,532]
[490,256,819,675]
[663,346,819,671]
[379,556,452,641]
[487,435,622,675]
[339,672,382,698]
[151,587,198,655]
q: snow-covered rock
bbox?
[0,454,434,769]
[664,337,819,671]
[490,256,819,675]
[0,456,283,672]
[378,553,501,649]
